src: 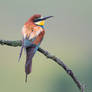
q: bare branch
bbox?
[0,39,84,92]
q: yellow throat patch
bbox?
[35,20,45,26]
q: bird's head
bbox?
[28,14,53,26]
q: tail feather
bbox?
[25,47,35,82]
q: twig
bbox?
[0,39,85,92]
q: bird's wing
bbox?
[23,26,44,46]
[18,38,24,62]
[28,26,44,41]
[19,25,45,61]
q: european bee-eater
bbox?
[19,14,53,82]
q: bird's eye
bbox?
[32,29,34,32]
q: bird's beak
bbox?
[34,16,53,22]
[40,16,54,21]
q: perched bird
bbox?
[18,14,53,82]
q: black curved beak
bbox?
[34,16,53,22]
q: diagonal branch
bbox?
[0,39,84,92]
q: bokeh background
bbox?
[0,0,92,92]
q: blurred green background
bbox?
[0,0,92,92]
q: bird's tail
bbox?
[25,47,35,82]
